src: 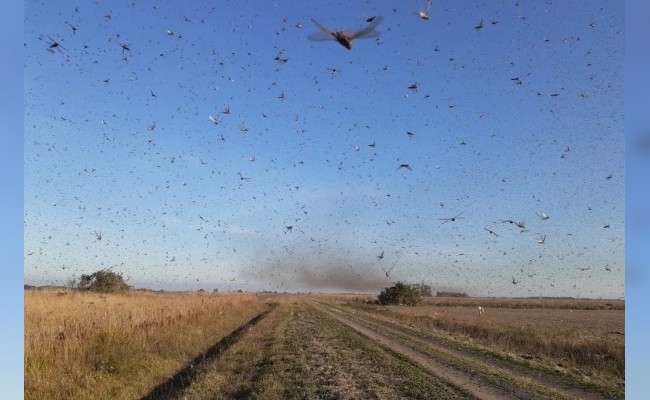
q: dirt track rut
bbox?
[310,301,611,400]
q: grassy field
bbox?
[24,289,279,399]
[25,289,624,399]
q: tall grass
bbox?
[24,289,275,400]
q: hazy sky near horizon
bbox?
[24,0,624,297]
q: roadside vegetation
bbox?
[378,281,423,305]
[24,288,277,400]
[75,269,130,293]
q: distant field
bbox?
[25,289,624,399]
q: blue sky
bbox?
[23,0,625,298]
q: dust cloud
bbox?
[295,265,390,292]
[252,257,391,293]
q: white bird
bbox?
[208,115,219,125]
[478,306,485,316]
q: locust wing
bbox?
[308,17,383,42]
[308,19,335,41]
[349,16,383,39]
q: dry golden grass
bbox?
[420,296,624,310]
[24,289,277,400]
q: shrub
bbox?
[378,282,422,306]
[77,269,130,293]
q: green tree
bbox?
[77,269,130,293]
[378,282,422,306]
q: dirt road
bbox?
[310,301,613,400]
[149,300,619,399]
